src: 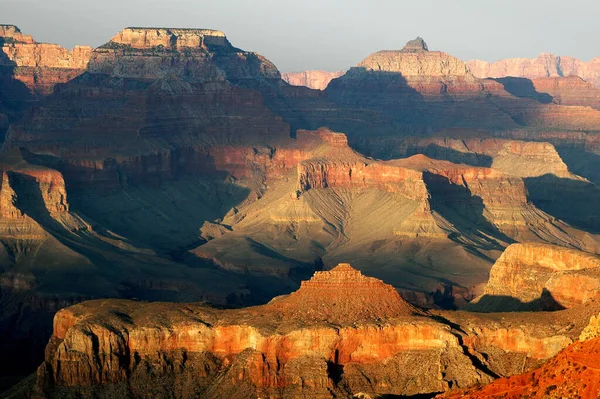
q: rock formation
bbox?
[0,24,92,95]
[438,337,600,398]
[34,264,493,398]
[35,263,600,399]
[282,70,345,90]
[467,243,600,312]
[191,128,599,309]
[467,53,600,88]
[401,36,429,53]
[3,26,600,395]
[580,313,600,341]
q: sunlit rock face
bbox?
[438,336,600,399]
[3,26,292,188]
[282,70,345,90]
[467,53,600,88]
[34,264,487,398]
[467,243,600,312]
[0,24,92,95]
[36,262,600,399]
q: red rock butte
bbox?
[267,263,419,323]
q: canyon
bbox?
[31,264,600,399]
[1,24,600,398]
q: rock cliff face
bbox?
[35,264,600,399]
[87,27,279,81]
[467,53,600,88]
[439,337,600,399]
[322,38,523,137]
[4,27,291,184]
[468,243,600,312]
[35,264,492,398]
[350,40,482,97]
[0,24,92,95]
[387,136,573,178]
[282,70,345,90]
[191,129,599,311]
[531,76,600,109]
[4,26,600,394]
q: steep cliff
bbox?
[467,53,600,88]
[439,336,600,399]
[35,264,491,398]
[36,263,600,399]
[191,129,600,311]
[282,70,345,90]
[4,27,292,179]
[467,243,600,312]
[0,24,92,95]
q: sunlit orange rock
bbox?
[468,243,600,311]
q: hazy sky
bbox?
[3,0,598,72]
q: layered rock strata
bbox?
[467,53,600,88]
[468,243,600,312]
[439,336,600,398]
[34,264,492,398]
[0,24,92,95]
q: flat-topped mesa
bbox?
[356,45,472,78]
[109,27,229,50]
[0,24,34,44]
[0,25,92,95]
[269,263,419,322]
[88,27,280,81]
[401,37,429,53]
[296,127,349,147]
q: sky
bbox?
[2,0,598,72]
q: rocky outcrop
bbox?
[297,160,428,201]
[531,76,600,109]
[282,70,345,90]
[580,313,600,341]
[378,136,581,182]
[35,265,491,398]
[88,27,279,81]
[322,38,522,136]
[467,53,600,88]
[0,24,92,95]
[267,263,419,322]
[468,243,600,312]
[109,27,229,49]
[438,337,600,399]
[401,36,429,53]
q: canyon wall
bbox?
[282,70,345,90]
[0,24,92,95]
[468,243,600,312]
[35,265,491,398]
[467,53,600,88]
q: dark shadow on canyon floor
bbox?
[525,174,600,234]
[465,288,566,313]
[494,77,554,104]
